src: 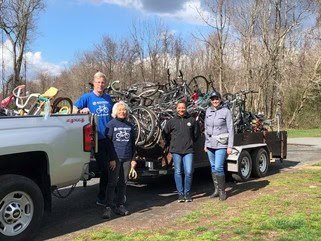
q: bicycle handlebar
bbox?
[12,85,27,98]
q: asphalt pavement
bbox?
[287,137,321,148]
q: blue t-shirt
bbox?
[106,118,135,160]
[74,92,113,140]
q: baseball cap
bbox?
[210,91,221,99]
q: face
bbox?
[176,103,187,117]
[116,104,127,119]
[210,97,221,108]
[93,76,106,94]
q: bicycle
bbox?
[13,85,73,115]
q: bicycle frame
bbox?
[14,86,59,116]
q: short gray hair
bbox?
[94,71,106,80]
[111,101,129,118]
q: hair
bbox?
[176,99,187,106]
[111,101,129,118]
[93,71,107,81]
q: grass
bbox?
[287,128,321,138]
[74,166,321,241]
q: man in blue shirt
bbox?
[73,71,113,206]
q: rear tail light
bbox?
[83,124,94,152]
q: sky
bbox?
[0,0,211,79]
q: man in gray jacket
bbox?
[204,91,234,200]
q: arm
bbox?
[204,109,209,152]
[130,123,136,160]
[73,95,90,114]
[105,124,118,163]
[226,109,234,154]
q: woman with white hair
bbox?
[102,101,137,219]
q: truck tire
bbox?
[251,148,269,177]
[232,150,252,182]
[0,174,44,241]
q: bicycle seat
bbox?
[41,87,59,98]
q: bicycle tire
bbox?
[52,97,73,114]
[187,75,209,95]
[127,113,141,145]
[138,88,164,106]
[141,108,161,148]
[131,106,156,146]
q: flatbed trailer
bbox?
[135,131,287,182]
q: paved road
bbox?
[34,138,321,241]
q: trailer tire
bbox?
[0,174,44,241]
[232,150,252,182]
[251,148,269,177]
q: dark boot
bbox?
[209,173,219,198]
[217,175,227,201]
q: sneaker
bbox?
[113,205,129,216]
[96,199,106,207]
[177,194,185,203]
[185,193,193,202]
[102,207,112,219]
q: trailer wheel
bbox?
[232,150,252,182]
[0,174,44,241]
[251,148,269,177]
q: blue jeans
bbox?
[172,153,194,195]
[207,148,227,176]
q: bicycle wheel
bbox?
[187,75,209,95]
[127,113,141,145]
[131,106,156,146]
[138,88,164,106]
[52,97,73,114]
[141,108,161,148]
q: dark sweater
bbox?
[163,112,199,154]
[106,118,135,161]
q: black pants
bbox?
[95,139,109,202]
[115,160,131,206]
[106,160,131,207]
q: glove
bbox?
[129,167,137,179]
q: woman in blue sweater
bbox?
[102,101,136,219]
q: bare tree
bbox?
[200,0,231,93]
[0,0,44,95]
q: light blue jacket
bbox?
[204,105,234,149]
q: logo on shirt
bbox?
[187,122,192,127]
[115,129,130,141]
[96,105,109,115]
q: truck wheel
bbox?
[251,148,269,177]
[0,175,44,241]
[232,150,252,182]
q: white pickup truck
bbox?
[0,114,95,241]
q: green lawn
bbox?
[74,163,321,241]
[287,129,321,138]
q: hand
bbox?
[131,160,137,169]
[80,107,90,114]
[204,146,208,152]
[227,147,233,155]
[109,160,116,171]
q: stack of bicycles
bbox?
[109,69,213,149]
[0,85,73,117]
[222,90,273,134]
